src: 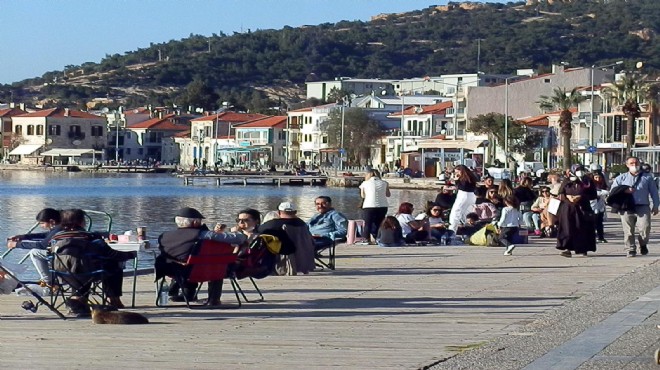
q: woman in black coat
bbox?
[556,167,597,257]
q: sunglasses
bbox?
[431,208,441,212]
[236,218,252,223]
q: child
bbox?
[456,212,484,239]
[498,195,522,256]
[376,216,405,247]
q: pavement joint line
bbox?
[522,282,660,370]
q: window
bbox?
[91,126,103,137]
[138,148,144,155]
[322,135,328,144]
[27,125,34,135]
[36,125,44,135]
[48,125,61,135]
[14,126,22,135]
[635,118,646,136]
[544,79,551,83]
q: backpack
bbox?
[234,234,278,280]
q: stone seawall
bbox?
[327,176,441,191]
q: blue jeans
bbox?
[522,212,540,230]
[28,248,51,284]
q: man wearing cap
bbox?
[308,196,349,246]
[259,202,316,274]
[155,207,247,303]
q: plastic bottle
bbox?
[159,283,169,306]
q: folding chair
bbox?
[0,261,67,320]
[49,247,111,315]
[155,240,241,309]
[314,237,344,270]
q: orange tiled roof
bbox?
[235,116,286,128]
[190,111,267,123]
[128,114,189,131]
[389,101,453,117]
[518,114,549,127]
[17,107,102,119]
[0,108,27,117]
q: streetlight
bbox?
[339,97,347,171]
[213,102,231,165]
[589,61,623,163]
[113,108,124,163]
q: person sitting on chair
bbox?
[50,209,136,314]
[308,196,348,247]
[7,208,62,287]
[155,207,246,304]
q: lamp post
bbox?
[503,74,531,158]
[113,109,123,163]
[589,61,623,164]
[339,97,347,171]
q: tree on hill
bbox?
[176,78,219,112]
[538,87,585,170]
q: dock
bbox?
[2,216,660,368]
[179,173,328,186]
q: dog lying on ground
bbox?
[90,305,149,325]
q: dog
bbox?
[90,305,149,325]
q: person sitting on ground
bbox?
[50,209,137,314]
[376,215,405,247]
[259,202,315,275]
[7,208,62,287]
[434,185,456,210]
[155,207,246,305]
[514,177,538,230]
[479,175,496,193]
[308,196,348,247]
[456,212,485,239]
[395,202,430,244]
[427,203,452,242]
[529,186,551,236]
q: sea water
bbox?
[0,171,436,278]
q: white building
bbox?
[124,113,189,163]
[286,103,337,166]
[306,78,396,101]
[233,116,287,166]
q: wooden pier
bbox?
[179,173,328,186]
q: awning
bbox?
[416,139,488,151]
[8,144,42,156]
[40,148,102,157]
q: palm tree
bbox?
[602,75,650,156]
[538,87,585,170]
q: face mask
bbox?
[569,176,577,182]
[629,165,640,173]
[575,171,583,178]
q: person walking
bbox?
[448,165,478,233]
[497,195,522,256]
[556,166,597,257]
[611,156,660,257]
[359,169,391,244]
[591,171,610,243]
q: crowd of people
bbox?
[6,156,658,317]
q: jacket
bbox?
[606,185,635,213]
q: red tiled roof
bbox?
[128,114,189,131]
[389,101,453,117]
[235,116,286,128]
[17,107,102,119]
[190,111,267,123]
[0,108,27,117]
[519,114,549,127]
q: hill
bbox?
[3,0,660,112]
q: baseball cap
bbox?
[177,207,205,219]
[278,202,296,212]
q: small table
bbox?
[109,240,151,308]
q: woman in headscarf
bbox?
[448,165,479,233]
[556,166,597,257]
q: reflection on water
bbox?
[0,172,438,272]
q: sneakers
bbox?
[503,244,516,256]
[641,245,649,255]
[534,229,541,236]
[597,238,608,243]
[627,251,637,258]
[560,250,572,258]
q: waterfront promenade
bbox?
[1,215,659,369]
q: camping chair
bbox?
[314,237,344,270]
[49,246,112,315]
[155,240,242,309]
[0,261,67,320]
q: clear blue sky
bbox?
[0,0,510,84]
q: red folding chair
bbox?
[156,240,240,309]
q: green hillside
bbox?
[3,0,660,112]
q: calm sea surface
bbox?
[0,172,437,274]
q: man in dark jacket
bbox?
[156,207,246,303]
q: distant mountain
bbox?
[3,0,660,112]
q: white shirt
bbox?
[497,206,522,228]
[396,213,415,236]
[359,178,389,208]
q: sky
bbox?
[0,0,510,85]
